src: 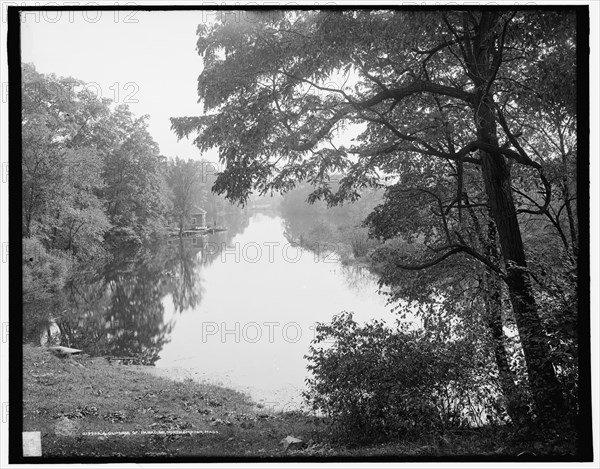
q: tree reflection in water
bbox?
[47,210,250,364]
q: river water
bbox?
[155,212,394,408]
[48,211,396,409]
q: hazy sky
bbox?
[21,10,220,162]
[20,9,365,165]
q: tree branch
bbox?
[280,74,474,152]
[395,244,505,280]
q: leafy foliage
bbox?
[280,181,383,261]
[22,238,71,342]
[21,64,174,342]
[101,106,171,246]
[22,63,171,253]
[305,313,504,443]
[165,157,208,232]
[172,9,581,430]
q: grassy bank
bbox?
[22,345,577,460]
[23,345,326,458]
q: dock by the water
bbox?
[167,227,227,238]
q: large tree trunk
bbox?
[465,195,528,425]
[476,92,565,425]
[466,11,566,426]
[560,153,578,261]
[482,218,530,426]
[483,273,527,424]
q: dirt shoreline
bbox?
[129,364,306,413]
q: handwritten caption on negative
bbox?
[82,430,218,436]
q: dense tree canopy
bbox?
[171,9,580,428]
[22,64,171,250]
[21,64,242,347]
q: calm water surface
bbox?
[46,211,396,408]
[155,212,393,407]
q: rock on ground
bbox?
[280,435,305,452]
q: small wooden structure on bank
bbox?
[166,206,227,245]
[189,206,207,230]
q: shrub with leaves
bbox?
[304,312,504,443]
[23,237,72,342]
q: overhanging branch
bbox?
[282,74,474,152]
[395,244,506,280]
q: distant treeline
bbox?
[21,63,236,341]
[280,181,384,264]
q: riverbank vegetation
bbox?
[20,7,586,459]
[23,345,323,458]
[24,345,576,458]
[280,181,383,265]
[171,8,584,456]
[21,63,242,344]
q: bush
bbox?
[22,237,72,343]
[304,312,502,443]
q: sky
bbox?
[21,10,220,162]
[20,9,366,165]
